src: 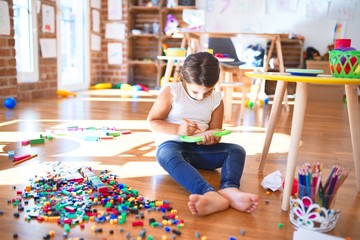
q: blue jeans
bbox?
[156,141,246,195]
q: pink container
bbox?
[334,39,351,50]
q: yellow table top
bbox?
[245,72,360,85]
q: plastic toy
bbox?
[90,83,113,90]
[180,129,231,143]
[160,76,174,87]
[4,97,17,109]
[282,178,298,195]
[245,86,269,109]
[57,89,77,97]
[136,84,149,91]
[113,83,122,89]
[132,85,142,91]
[120,83,132,91]
[30,138,45,145]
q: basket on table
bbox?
[329,50,360,78]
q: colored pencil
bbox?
[13,154,38,166]
[297,163,349,208]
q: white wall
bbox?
[197,0,360,55]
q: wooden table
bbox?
[181,32,288,73]
[245,71,360,211]
[181,32,294,110]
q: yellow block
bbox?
[90,83,113,90]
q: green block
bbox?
[62,190,71,196]
[67,213,77,219]
[64,224,71,232]
[30,138,45,144]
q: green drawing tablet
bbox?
[180,129,232,143]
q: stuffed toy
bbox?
[164,14,179,36]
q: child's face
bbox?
[183,82,214,101]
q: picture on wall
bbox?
[178,0,196,7]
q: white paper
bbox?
[248,0,266,15]
[328,2,356,20]
[39,38,57,58]
[261,170,283,191]
[0,1,11,35]
[293,228,343,240]
[108,43,123,64]
[305,1,328,19]
[105,23,125,40]
[91,34,101,51]
[42,4,55,33]
[92,9,100,33]
[182,9,205,27]
[277,0,298,12]
[91,0,101,9]
[108,0,122,20]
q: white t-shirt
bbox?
[154,82,222,146]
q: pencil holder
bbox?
[290,184,340,232]
[329,50,360,78]
[289,196,340,232]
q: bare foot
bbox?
[188,191,230,216]
[219,188,259,213]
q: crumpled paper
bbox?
[261,170,283,191]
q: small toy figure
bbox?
[164,14,179,36]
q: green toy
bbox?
[180,129,231,143]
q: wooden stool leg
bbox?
[239,85,247,121]
[223,72,233,123]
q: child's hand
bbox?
[178,120,199,136]
[197,134,220,145]
[178,118,201,136]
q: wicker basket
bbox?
[329,50,360,78]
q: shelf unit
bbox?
[128,0,195,89]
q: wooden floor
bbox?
[0,89,359,240]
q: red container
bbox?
[334,39,351,50]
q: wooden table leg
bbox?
[281,82,308,211]
[275,34,290,112]
[258,80,288,172]
[345,84,360,192]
